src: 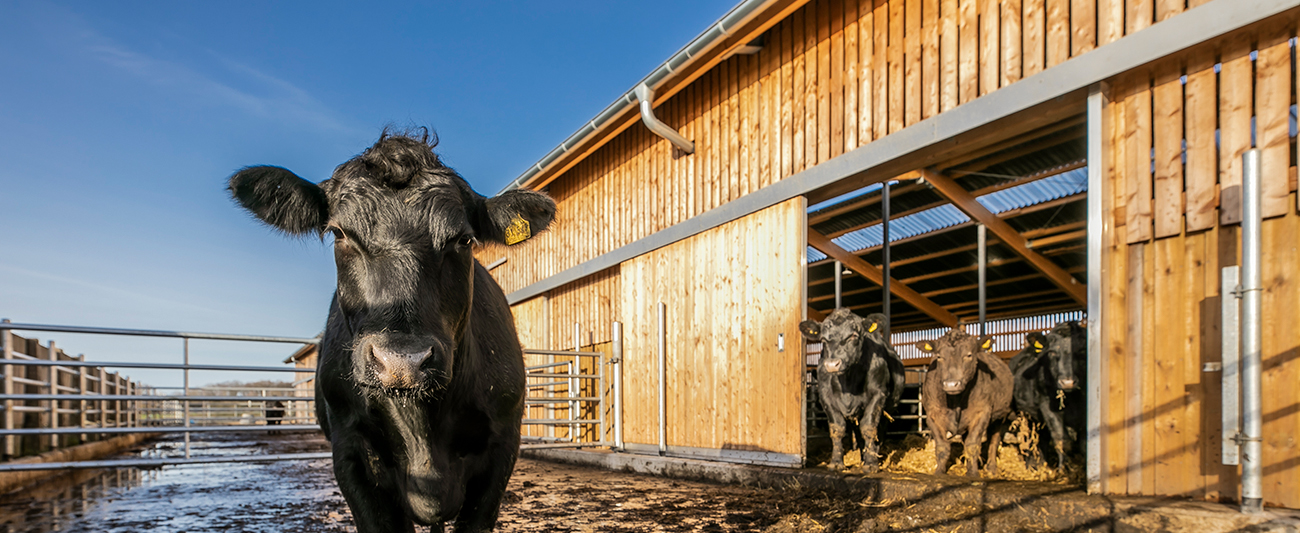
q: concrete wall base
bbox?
[0,433,157,494]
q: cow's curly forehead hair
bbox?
[319,128,482,244]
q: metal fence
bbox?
[0,321,324,472]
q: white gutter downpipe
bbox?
[500,0,782,193]
[634,84,695,155]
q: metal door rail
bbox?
[0,452,334,472]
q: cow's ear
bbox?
[979,335,995,351]
[916,340,936,353]
[798,320,822,341]
[229,166,328,236]
[479,189,557,245]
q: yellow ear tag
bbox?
[1034,341,1043,349]
[923,343,933,351]
[982,339,994,350]
[869,323,878,333]
[504,214,531,246]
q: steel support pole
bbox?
[183,338,191,459]
[834,260,843,309]
[2,320,12,457]
[48,341,58,450]
[1240,149,1263,514]
[1085,84,1108,493]
[657,302,667,456]
[571,323,580,441]
[977,224,987,335]
[612,321,624,451]
[882,181,892,339]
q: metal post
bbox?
[183,338,191,459]
[612,321,624,451]
[48,341,58,450]
[2,320,13,457]
[834,260,843,308]
[597,335,606,447]
[657,302,667,456]
[1222,265,1241,467]
[1240,149,1263,514]
[882,180,892,339]
[1086,83,1108,494]
[78,355,87,443]
[977,224,987,335]
[571,322,580,442]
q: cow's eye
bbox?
[456,235,474,248]
[327,226,346,242]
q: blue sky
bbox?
[0,0,737,387]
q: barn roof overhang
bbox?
[500,0,809,194]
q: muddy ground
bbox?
[0,432,1294,533]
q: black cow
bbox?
[265,400,286,435]
[917,329,1013,477]
[229,129,555,532]
[1008,322,1085,470]
[799,310,905,472]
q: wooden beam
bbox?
[807,229,959,326]
[920,169,1087,304]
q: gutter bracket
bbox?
[633,84,695,155]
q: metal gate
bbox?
[0,321,325,472]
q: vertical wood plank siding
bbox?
[618,199,806,455]
[1102,19,1300,507]
[478,0,1210,298]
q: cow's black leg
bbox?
[859,394,887,473]
[332,447,415,533]
[826,410,848,470]
[451,447,518,533]
[1040,401,1068,471]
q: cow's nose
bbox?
[1058,378,1076,391]
[823,359,844,373]
[370,346,432,389]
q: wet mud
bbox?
[1,432,1289,532]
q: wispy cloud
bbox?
[0,262,227,319]
[70,18,358,134]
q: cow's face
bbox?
[799,310,887,374]
[918,331,994,395]
[230,130,555,393]
[1044,321,1084,391]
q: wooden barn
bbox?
[475,0,1300,509]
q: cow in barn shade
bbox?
[1008,322,1086,470]
[799,310,906,472]
[229,129,555,533]
[917,329,1013,477]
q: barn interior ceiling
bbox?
[806,114,1088,332]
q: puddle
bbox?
[0,431,350,533]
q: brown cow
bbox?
[917,329,1013,477]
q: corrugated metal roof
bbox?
[817,168,1088,257]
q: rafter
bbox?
[920,169,1087,305]
[807,230,959,326]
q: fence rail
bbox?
[0,320,319,471]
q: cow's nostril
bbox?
[370,347,433,389]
